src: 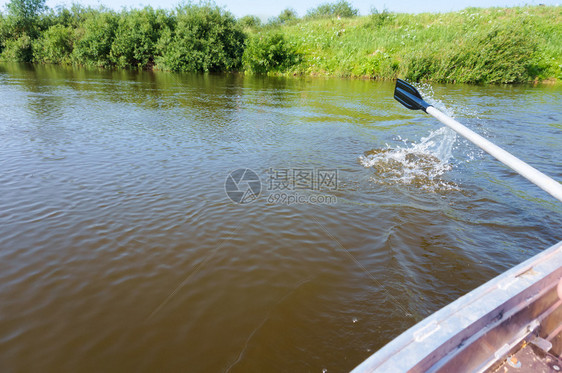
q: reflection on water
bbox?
[0,62,561,372]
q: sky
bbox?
[0,0,559,18]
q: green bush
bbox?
[72,10,117,67]
[0,14,8,55]
[1,32,32,61]
[267,8,299,27]
[306,1,358,19]
[368,7,395,28]
[238,15,261,29]
[278,8,298,24]
[110,7,171,69]
[243,32,300,73]
[155,4,245,72]
[33,23,73,63]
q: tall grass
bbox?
[275,6,561,83]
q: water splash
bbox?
[359,127,459,191]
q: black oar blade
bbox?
[394,79,431,112]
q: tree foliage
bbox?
[278,8,298,24]
[238,15,261,29]
[6,0,46,35]
[306,1,358,19]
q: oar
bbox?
[393,79,562,202]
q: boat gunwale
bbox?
[351,240,562,373]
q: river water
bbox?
[0,63,560,372]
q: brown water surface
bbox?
[0,63,561,372]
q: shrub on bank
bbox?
[306,1,358,19]
[0,14,9,56]
[1,32,32,61]
[367,7,395,28]
[110,7,171,69]
[155,4,245,72]
[243,32,300,74]
[33,24,73,63]
[238,15,261,29]
[72,10,117,67]
[278,8,298,24]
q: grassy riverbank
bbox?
[266,6,562,83]
[0,1,560,83]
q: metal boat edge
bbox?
[351,239,562,372]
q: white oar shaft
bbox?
[425,106,562,202]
